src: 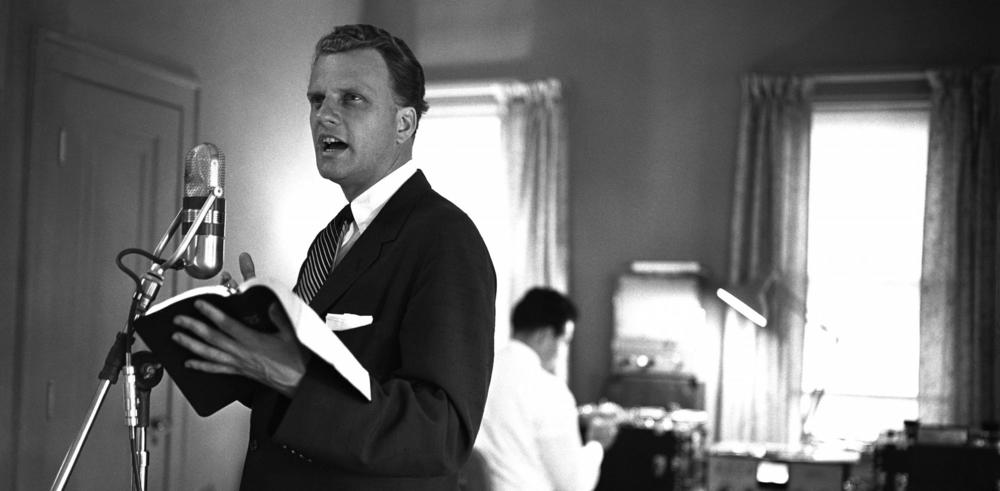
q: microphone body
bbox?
[181,143,226,279]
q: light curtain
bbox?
[499,79,570,377]
[500,79,569,299]
[721,74,811,444]
[919,67,1000,426]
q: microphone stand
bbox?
[131,351,165,488]
[50,187,222,491]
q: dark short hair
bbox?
[314,24,429,122]
[511,287,578,337]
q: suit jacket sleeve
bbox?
[270,207,496,477]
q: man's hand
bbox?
[586,417,619,451]
[172,298,306,398]
[219,252,256,289]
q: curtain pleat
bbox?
[500,79,570,378]
[502,79,569,299]
[721,74,811,444]
[920,67,1000,426]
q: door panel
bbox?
[16,32,197,491]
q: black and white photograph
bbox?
[1,1,997,490]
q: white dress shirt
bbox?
[475,340,604,491]
[333,159,419,266]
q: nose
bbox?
[317,99,341,125]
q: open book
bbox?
[134,277,371,416]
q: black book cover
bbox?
[134,283,281,416]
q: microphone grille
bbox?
[184,143,226,197]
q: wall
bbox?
[0,1,361,489]
[364,0,1000,404]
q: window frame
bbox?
[801,91,931,445]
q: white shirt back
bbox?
[475,340,603,491]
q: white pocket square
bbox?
[325,313,373,332]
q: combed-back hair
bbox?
[314,24,429,121]
[511,287,578,337]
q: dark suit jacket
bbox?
[239,171,496,490]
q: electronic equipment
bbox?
[873,421,1000,491]
[581,404,708,490]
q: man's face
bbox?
[307,49,414,200]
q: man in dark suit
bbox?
[171,24,497,490]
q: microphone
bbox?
[181,143,226,279]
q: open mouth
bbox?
[320,135,348,153]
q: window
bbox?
[801,103,929,443]
[413,85,513,345]
[412,80,569,379]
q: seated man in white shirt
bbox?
[474,288,617,491]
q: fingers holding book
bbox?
[172,299,307,397]
[172,314,241,372]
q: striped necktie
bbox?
[293,205,353,303]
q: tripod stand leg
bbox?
[50,379,112,491]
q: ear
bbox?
[395,106,417,144]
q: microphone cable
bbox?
[115,247,167,292]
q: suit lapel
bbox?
[309,171,431,314]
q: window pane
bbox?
[804,394,918,444]
[413,112,512,344]
[804,107,928,443]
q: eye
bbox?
[344,93,365,104]
[307,93,324,110]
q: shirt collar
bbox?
[348,159,419,231]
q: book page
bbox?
[245,278,372,401]
[144,283,231,315]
